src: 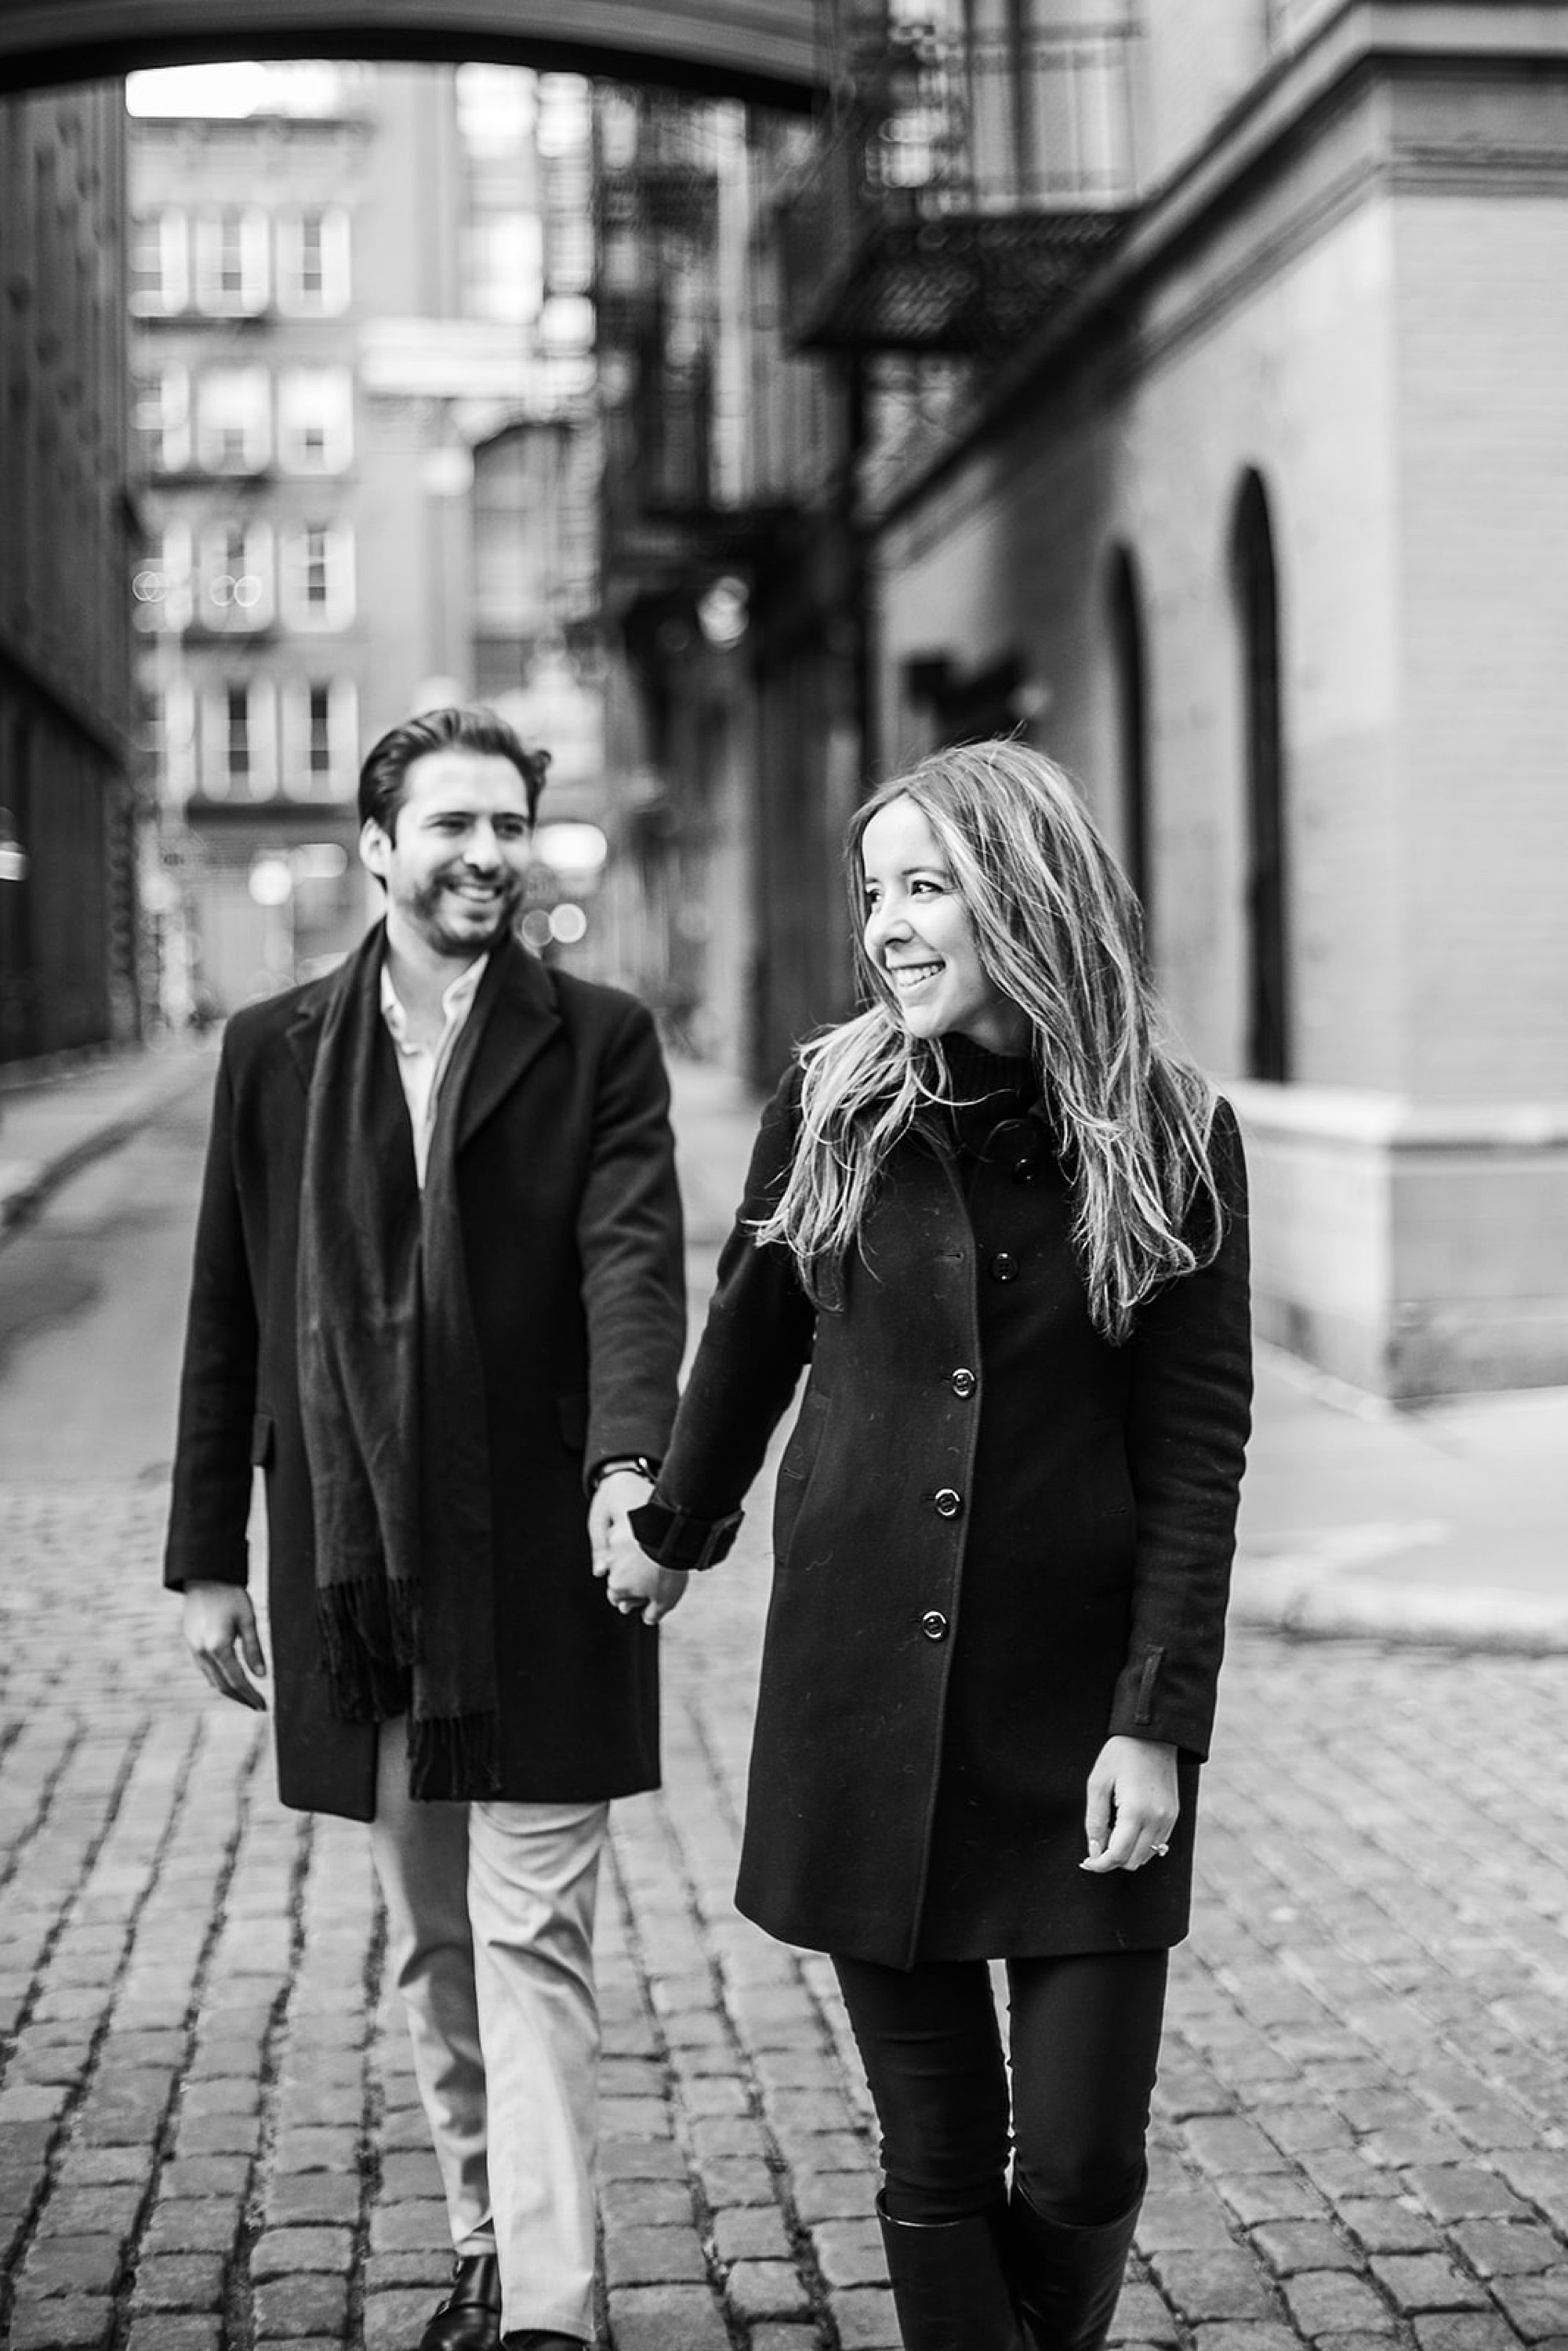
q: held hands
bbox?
[590,1469,688,1627]
[1080,1735,1178,1873]
[183,1581,268,1711]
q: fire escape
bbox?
[779,5,1140,355]
[594,97,761,608]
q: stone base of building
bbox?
[1227,1083,1568,1401]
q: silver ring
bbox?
[1152,1842,1171,1858]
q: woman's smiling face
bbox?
[859,795,1028,1054]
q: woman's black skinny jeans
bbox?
[833,1949,1168,2227]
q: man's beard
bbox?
[408,869,523,953]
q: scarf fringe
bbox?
[408,1709,502,1802]
[316,1577,417,1724]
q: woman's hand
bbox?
[1080,1736,1178,1872]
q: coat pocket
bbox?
[771,1388,830,1560]
[249,1412,275,1468]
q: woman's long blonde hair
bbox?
[752,740,1224,1341]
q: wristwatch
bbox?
[589,1454,659,1493]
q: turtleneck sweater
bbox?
[939,1031,1038,1166]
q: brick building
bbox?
[0,82,138,1064]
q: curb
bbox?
[0,1053,212,1239]
[1229,1560,1568,1656]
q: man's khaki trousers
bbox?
[368,1721,608,2342]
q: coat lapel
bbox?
[456,934,561,1151]
[281,930,559,1151]
[284,965,347,1092]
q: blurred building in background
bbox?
[0,84,138,1064]
[2,3,1564,1398]
[129,57,604,1017]
[604,0,1568,1398]
[591,87,863,1078]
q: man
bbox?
[166,706,688,2351]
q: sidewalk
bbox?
[2,1039,1563,1653]
[0,1037,216,1235]
[665,1055,1568,1656]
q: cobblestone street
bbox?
[1,1067,1566,2351]
[3,1478,1566,2351]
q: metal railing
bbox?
[779,22,1138,350]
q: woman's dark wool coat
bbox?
[642,1069,1252,1971]
[164,938,686,1822]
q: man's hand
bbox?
[183,1581,269,1710]
[590,1469,687,1627]
[1080,1735,1178,1871]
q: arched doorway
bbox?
[1230,467,1289,1083]
[1105,542,1151,938]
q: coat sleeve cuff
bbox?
[628,1495,743,1571]
[1106,1645,1214,1761]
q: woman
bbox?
[626,742,1252,2351]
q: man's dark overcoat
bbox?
[165,934,686,1822]
[641,1068,1251,1971]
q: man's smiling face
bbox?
[361,747,534,960]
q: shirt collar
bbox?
[379,952,488,1045]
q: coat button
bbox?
[933,1488,962,1518]
[920,1610,949,1641]
[990,1252,1018,1283]
[950,1367,976,1398]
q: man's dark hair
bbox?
[357,705,551,839]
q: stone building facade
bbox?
[851,0,1568,1395]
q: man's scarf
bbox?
[297,923,507,1799]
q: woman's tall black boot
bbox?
[876,2194,1025,2350]
[1007,2181,1142,2351]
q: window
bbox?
[225,684,251,785]
[277,368,354,473]
[546,208,594,300]
[193,207,270,314]
[134,365,191,473]
[146,678,197,801]
[279,523,354,629]
[307,684,333,781]
[198,519,274,629]
[1231,470,1290,1082]
[130,209,189,314]
[195,367,271,473]
[1107,545,1152,931]
[456,62,537,161]
[281,676,358,797]
[463,212,543,324]
[201,679,276,798]
[276,207,351,314]
[132,522,193,632]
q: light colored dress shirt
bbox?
[379,954,488,1189]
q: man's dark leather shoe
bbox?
[419,2253,502,2351]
